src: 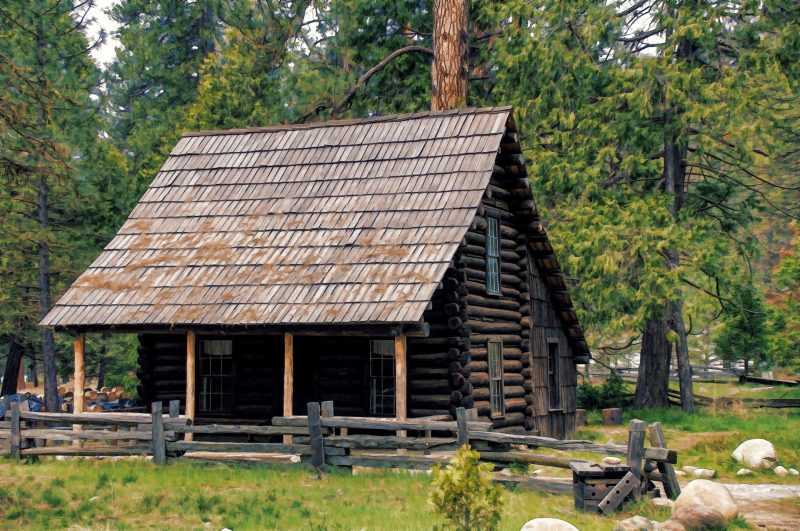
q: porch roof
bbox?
[42,107,511,328]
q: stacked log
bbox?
[137,334,187,405]
[408,257,473,418]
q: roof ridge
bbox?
[182,106,513,137]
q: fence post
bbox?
[169,400,180,419]
[647,422,681,499]
[456,407,468,447]
[9,401,20,460]
[151,401,166,465]
[627,419,647,498]
[307,402,324,469]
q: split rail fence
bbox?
[1,400,680,514]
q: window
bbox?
[486,217,501,295]
[488,340,505,417]
[199,339,234,413]
[548,340,561,410]
[369,339,395,416]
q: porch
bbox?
[71,329,412,428]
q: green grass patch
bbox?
[0,457,745,530]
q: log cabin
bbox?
[41,107,590,437]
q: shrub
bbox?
[577,371,628,409]
[429,445,503,530]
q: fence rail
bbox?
[2,400,680,513]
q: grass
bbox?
[0,457,743,530]
[576,403,800,484]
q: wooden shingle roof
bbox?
[42,107,512,328]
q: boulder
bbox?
[614,516,655,531]
[603,456,622,465]
[520,518,579,531]
[681,466,698,474]
[692,468,715,479]
[736,468,753,477]
[789,468,799,476]
[672,505,726,530]
[731,439,777,470]
[653,521,686,531]
[651,497,675,509]
[673,480,738,522]
[774,465,788,477]
[674,470,686,477]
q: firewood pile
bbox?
[57,385,138,412]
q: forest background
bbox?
[1,0,798,410]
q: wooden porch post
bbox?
[283,332,294,444]
[395,334,407,440]
[185,331,196,441]
[73,334,86,414]
[73,334,85,446]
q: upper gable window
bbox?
[486,217,501,295]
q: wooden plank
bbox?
[598,471,640,515]
[20,428,160,441]
[627,419,647,499]
[283,332,294,445]
[152,401,167,465]
[648,422,681,500]
[185,331,196,442]
[480,450,583,469]
[273,415,491,432]
[456,407,468,446]
[324,435,457,451]
[73,334,86,447]
[168,441,314,455]
[308,402,324,468]
[169,400,180,418]
[395,334,407,440]
[495,475,573,495]
[326,453,450,469]
[175,424,308,436]
[18,411,188,427]
[9,401,20,459]
[20,446,151,457]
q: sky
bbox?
[88,0,121,68]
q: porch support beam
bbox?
[283,332,294,444]
[395,334,407,441]
[73,334,86,414]
[73,334,85,446]
[185,331,196,441]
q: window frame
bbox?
[547,338,562,411]
[487,340,505,418]
[368,339,396,417]
[485,216,502,295]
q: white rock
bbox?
[651,497,675,509]
[520,518,579,531]
[614,515,655,531]
[736,468,753,476]
[603,456,622,465]
[672,505,726,530]
[692,468,716,479]
[499,467,514,477]
[681,465,698,474]
[653,521,686,531]
[774,465,789,477]
[674,470,686,477]
[789,468,799,476]
[673,480,738,522]
[731,439,777,470]
[289,455,301,464]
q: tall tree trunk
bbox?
[1,338,24,396]
[635,312,671,408]
[664,124,694,412]
[33,12,59,412]
[431,0,469,111]
[37,175,58,411]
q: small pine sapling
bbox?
[429,445,504,530]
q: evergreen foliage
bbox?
[429,444,503,531]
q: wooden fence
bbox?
[2,400,680,513]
